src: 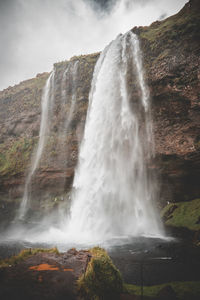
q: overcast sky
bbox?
[0,0,188,90]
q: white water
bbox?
[58,61,79,140]
[53,60,80,201]
[17,71,55,219]
[17,60,80,220]
[14,31,164,245]
[64,61,79,132]
[57,61,79,134]
[63,31,164,243]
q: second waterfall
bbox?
[65,31,164,243]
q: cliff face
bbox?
[0,0,199,223]
[0,73,48,222]
[0,54,99,222]
[133,0,200,206]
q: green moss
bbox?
[0,247,59,268]
[78,247,123,300]
[161,198,200,231]
[140,7,200,45]
[135,1,200,77]
[0,137,38,177]
[124,281,200,299]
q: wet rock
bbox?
[156,285,177,300]
[163,204,178,222]
[0,248,91,300]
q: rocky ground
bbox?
[0,241,200,300]
[0,248,91,300]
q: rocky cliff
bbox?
[0,54,99,223]
[134,0,200,206]
[0,0,199,224]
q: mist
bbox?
[0,0,187,91]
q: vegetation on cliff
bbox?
[0,247,59,268]
[133,0,200,86]
[161,198,200,231]
[125,280,200,299]
[140,2,199,49]
[0,137,38,178]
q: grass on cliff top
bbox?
[124,281,200,299]
[138,2,200,51]
[54,52,100,69]
[0,72,49,96]
[77,247,123,300]
[140,11,199,41]
[161,198,200,231]
[0,247,59,268]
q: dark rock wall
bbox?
[0,0,199,222]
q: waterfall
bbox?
[65,31,164,243]
[15,31,164,245]
[17,71,55,219]
[57,61,79,142]
[17,60,79,220]
[64,61,79,132]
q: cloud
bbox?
[0,0,188,91]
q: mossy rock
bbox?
[132,0,200,82]
[138,2,200,50]
[78,247,123,300]
[0,247,59,268]
[124,280,200,299]
[161,198,200,231]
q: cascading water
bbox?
[65,31,164,243]
[55,61,79,153]
[63,61,79,132]
[17,71,55,220]
[14,31,164,245]
[17,59,80,221]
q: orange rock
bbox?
[29,263,59,271]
